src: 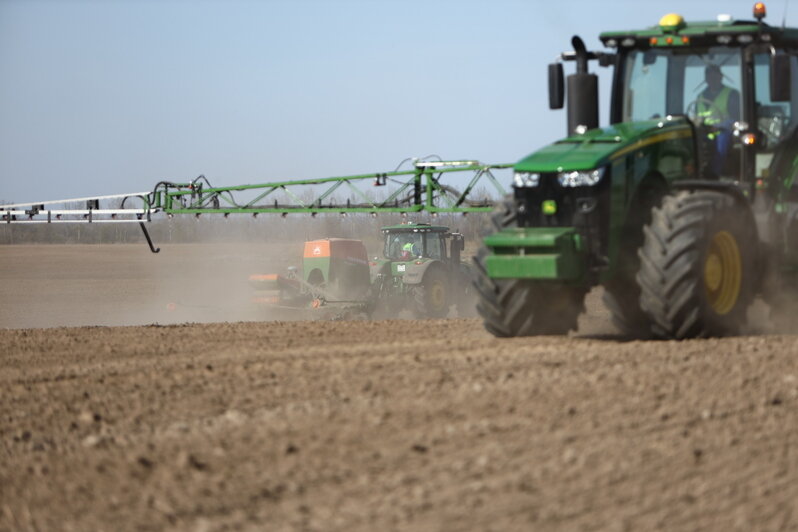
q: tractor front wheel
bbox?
[473,247,586,337]
[637,190,755,338]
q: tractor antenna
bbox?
[783,0,790,28]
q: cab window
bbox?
[754,53,798,150]
[622,47,742,122]
[385,233,423,259]
[624,50,668,120]
[752,53,798,179]
[424,234,445,260]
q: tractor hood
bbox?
[515,118,693,173]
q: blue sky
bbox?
[1,0,793,203]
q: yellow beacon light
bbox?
[753,2,767,21]
[659,13,686,32]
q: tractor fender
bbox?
[401,260,445,286]
[618,177,757,230]
[457,261,474,285]
[672,179,749,206]
[628,173,668,220]
[672,180,757,234]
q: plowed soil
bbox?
[2,244,798,531]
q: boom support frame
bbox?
[1,160,511,252]
[152,161,510,215]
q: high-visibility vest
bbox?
[403,242,415,253]
[697,87,732,126]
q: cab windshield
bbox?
[622,47,742,123]
[384,232,445,260]
[622,45,798,179]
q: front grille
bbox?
[513,172,611,268]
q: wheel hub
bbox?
[704,254,723,292]
[430,281,446,309]
[703,230,742,315]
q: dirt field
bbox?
[2,244,798,531]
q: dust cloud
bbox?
[0,214,446,329]
[2,213,793,336]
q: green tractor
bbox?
[370,222,473,317]
[249,222,473,318]
[475,4,798,339]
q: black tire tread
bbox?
[414,268,448,318]
[473,195,585,337]
[636,190,754,339]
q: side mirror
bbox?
[451,233,465,251]
[549,63,564,109]
[771,54,791,102]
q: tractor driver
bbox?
[695,64,741,177]
[400,236,420,260]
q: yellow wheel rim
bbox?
[703,230,742,315]
[430,281,446,310]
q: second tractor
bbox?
[250,222,474,318]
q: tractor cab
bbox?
[595,5,798,263]
[381,223,455,262]
[529,3,798,265]
[601,10,798,186]
[545,4,798,194]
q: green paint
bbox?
[483,227,581,249]
[483,228,584,281]
[513,119,691,174]
[380,223,450,233]
[485,254,581,280]
[302,257,330,284]
[600,20,763,41]
[158,162,513,216]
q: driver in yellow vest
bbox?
[696,64,740,177]
[401,241,419,260]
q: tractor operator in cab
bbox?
[695,64,740,177]
[391,234,419,260]
[401,240,419,260]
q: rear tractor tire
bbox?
[636,190,755,339]
[454,263,478,317]
[414,269,449,318]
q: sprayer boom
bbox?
[1,160,511,252]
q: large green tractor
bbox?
[371,222,473,317]
[475,3,798,339]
